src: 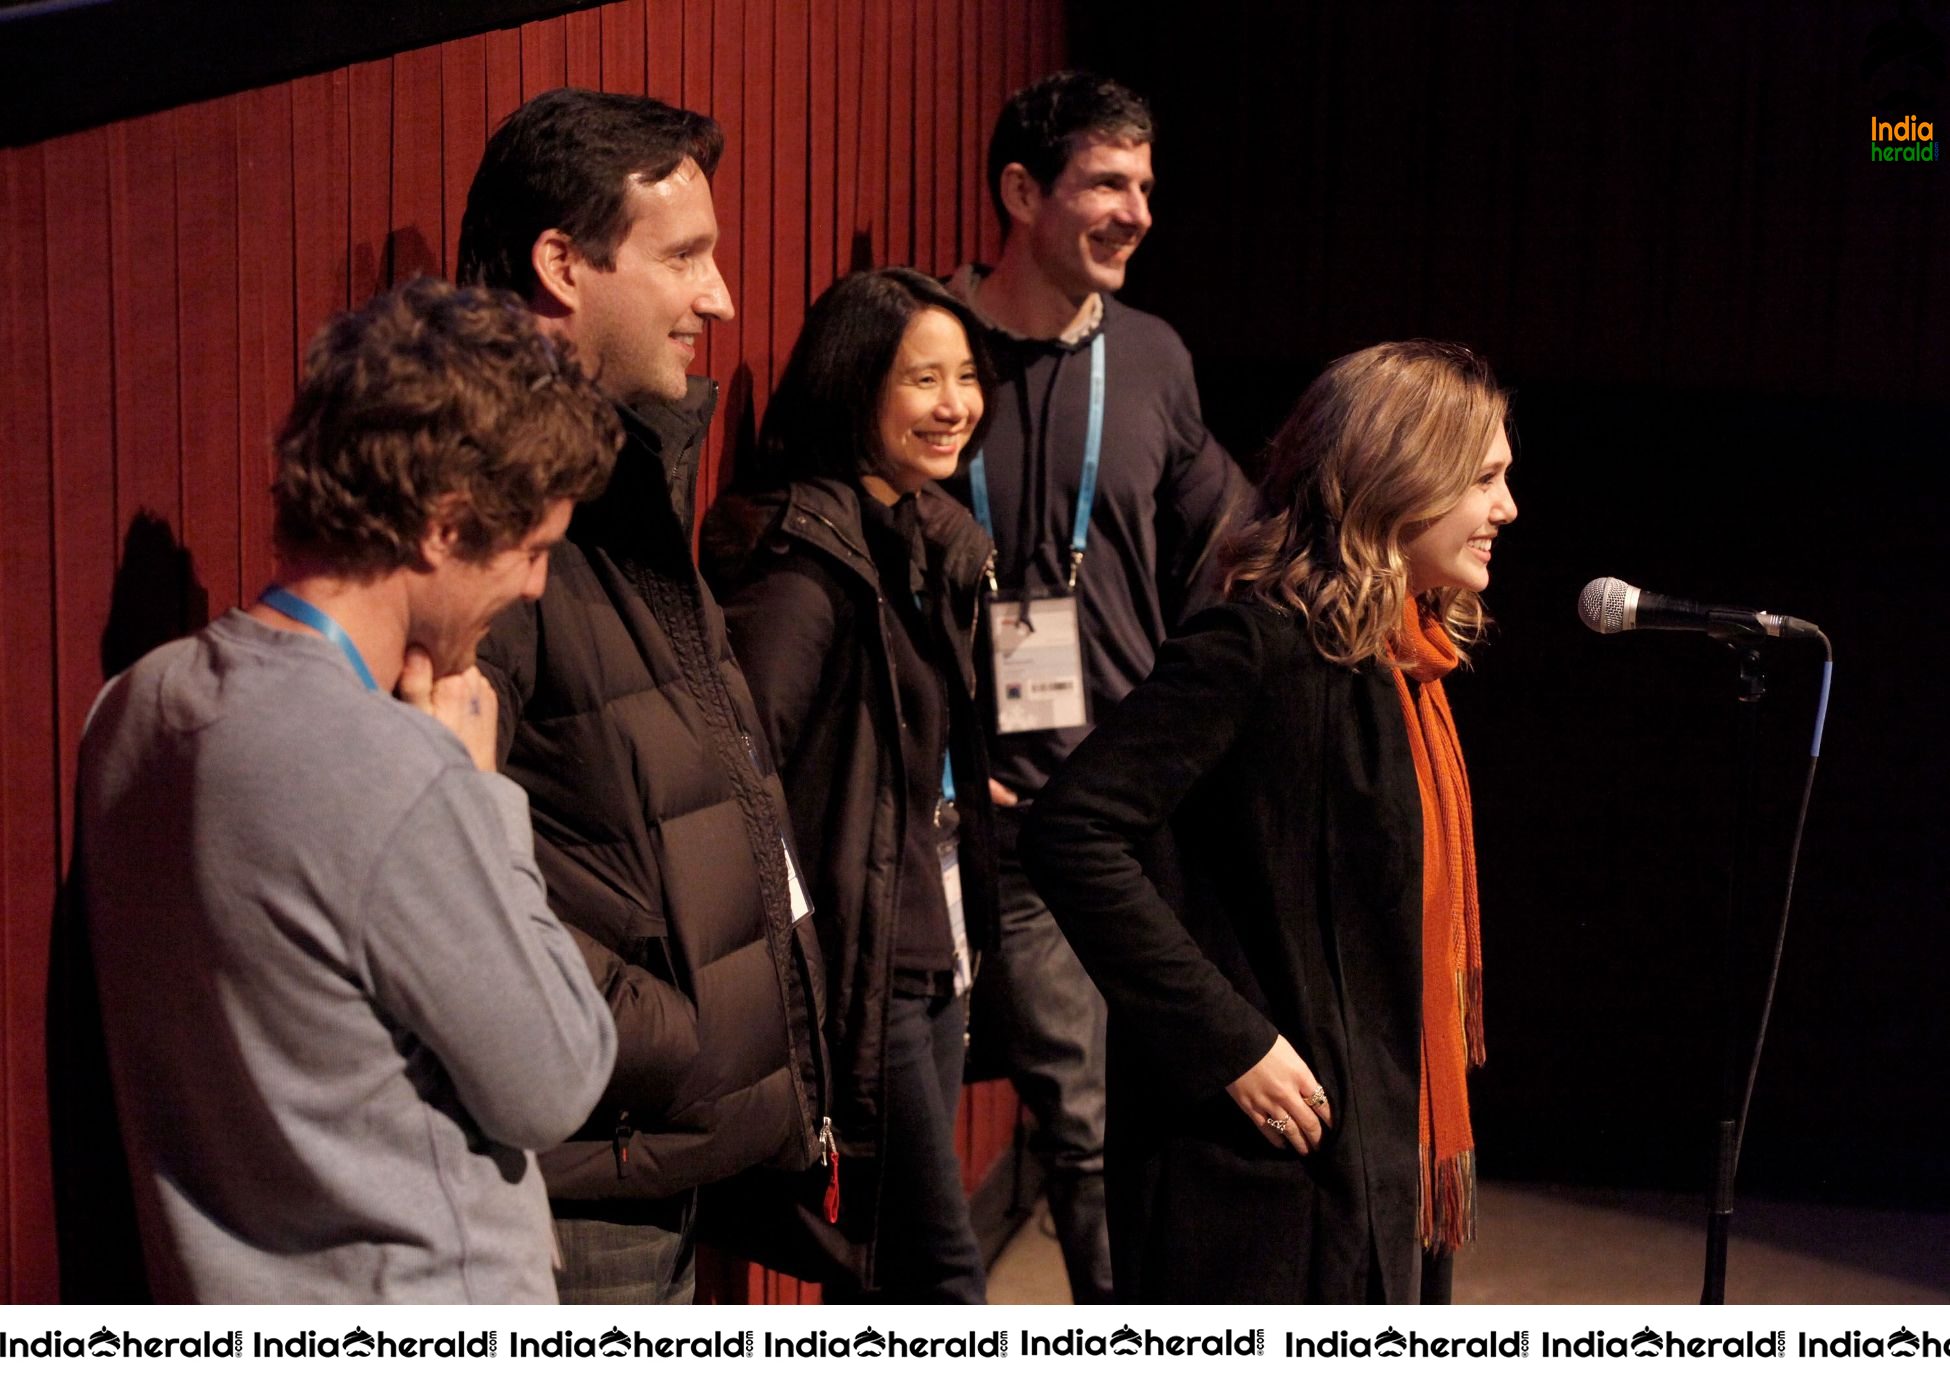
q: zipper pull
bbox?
[612,1113,631,1179]
[820,1118,841,1224]
[983,553,998,598]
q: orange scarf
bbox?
[1389,602,1484,1253]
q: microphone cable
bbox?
[1729,631,1832,1174]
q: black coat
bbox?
[701,477,999,1282]
[477,384,828,1207]
[1021,601,1425,1303]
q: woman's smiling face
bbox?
[1404,429,1517,596]
[874,307,985,494]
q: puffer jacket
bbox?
[699,476,999,1283]
[476,381,829,1206]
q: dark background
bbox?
[1072,0,1948,1206]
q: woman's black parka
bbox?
[701,476,999,1284]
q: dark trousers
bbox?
[830,986,986,1303]
[983,810,1114,1304]
[1421,1248,1454,1304]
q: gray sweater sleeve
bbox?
[358,766,617,1149]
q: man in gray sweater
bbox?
[74,279,623,1302]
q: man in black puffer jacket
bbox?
[458,88,828,1305]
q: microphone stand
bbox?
[1580,578,1831,1305]
[1702,642,1766,1305]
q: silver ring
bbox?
[1265,1116,1290,1134]
[1304,1088,1329,1110]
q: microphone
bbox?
[1578,576,1822,640]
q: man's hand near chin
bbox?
[397,646,499,772]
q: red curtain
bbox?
[0,0,1064,1302]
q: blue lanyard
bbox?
[968,332,1106,590]
[260,586,380,692]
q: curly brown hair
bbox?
[272,277,621,576]
[1219,340,1509,667]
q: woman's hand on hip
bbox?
[1227,1034,1334,1153]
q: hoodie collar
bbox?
[703,477,991,690]
[748,478,992,597]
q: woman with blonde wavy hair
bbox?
[1021,340,1516,1303]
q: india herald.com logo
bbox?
[87,1326,243,1357]
[1870,114,1938,162]
[1803,1325,1928,1358]
[85,1327,246,1358]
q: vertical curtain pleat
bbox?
[0,0,1062,1302]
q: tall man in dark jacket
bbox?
[458,88,828,1305]
[943,72,1249,1303]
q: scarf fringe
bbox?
[1418,1146,1478,1253]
